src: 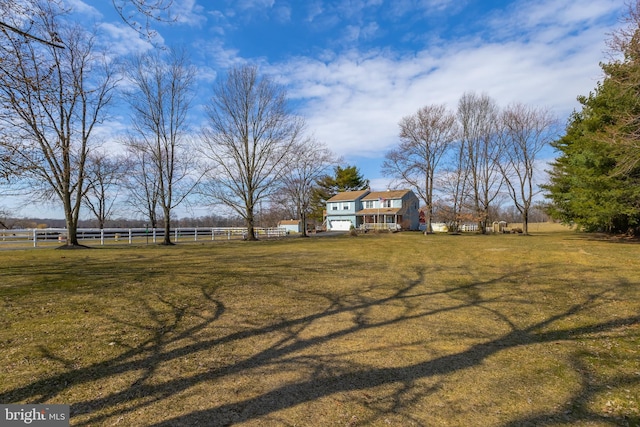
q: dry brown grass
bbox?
[0,231,639,426]
[506,221,575,233]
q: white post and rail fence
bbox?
[0,227,287,248]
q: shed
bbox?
[278,219,302,233]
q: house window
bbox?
[342,203,349,210]
[382,199,392,208]
[331,204,338,211]
[364,200,374,209]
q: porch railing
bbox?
[360,223,401,231]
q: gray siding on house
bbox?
[326,200,358,214]
[326,189,421,231]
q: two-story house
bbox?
[324,189,369,231]
[325,189,420,231]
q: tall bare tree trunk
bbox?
[382,104,457,236]
[0,2,116,248]
[201,65,304,240]
[124,48,197,246]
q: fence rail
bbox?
[0,227,287,248]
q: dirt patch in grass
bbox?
[0,233,639,426]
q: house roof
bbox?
[326,189,369,202]
[361,189,411,200]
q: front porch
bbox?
[360,222,401,231]
[358,210,403,231]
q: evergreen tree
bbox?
[544,45,640,233]
[309,165,369,222]
[332,165,370,192]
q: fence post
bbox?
[194,228,198,241]
[175,228,178,242]
[33,229,37,248]
[211,228,215,241]
[101,229,104,246]
[128,229,132,244]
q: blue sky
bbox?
[9,0,627,218]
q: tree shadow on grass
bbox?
[148,297,640,426]
[1,265,638,426]
[500,362,640,427]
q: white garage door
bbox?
[329,220,352,231]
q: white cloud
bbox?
[267,1,620,161]
[237,0,276,10]
[360,21,380,40]
[171,0,208,27]
[98,22,156,56]
[515,0,620,28]
[274,4,292,23]
[487,0,622,43]
[65,0,102,18]
[388,0,461,18]
[198,39,244,69]
[306,1,324,22]
[343,25,361,43]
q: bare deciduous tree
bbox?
[123,142,161,229]
[279,138,337,237]
[200,65,304,241]
[383,104,458,234]
[437,139,471,233]
[0,145,17,182]
[0,0,65,49]
[84,151,130,229]
[123,48,197,245]
[457,92,504,233]
[0,0,174,44]
[111,0,175,40]
[498,103,557,235]
[0,207,11,229]
[0,1,117,246]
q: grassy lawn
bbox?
[0,229,639,426]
